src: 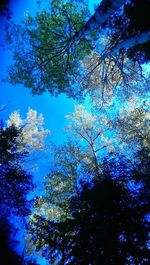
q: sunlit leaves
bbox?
[82,49,148,104]
[7,108,50,153]
[66,104,116,155]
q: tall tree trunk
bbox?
[70,0,150,57]
[72,0,125,42]
[108,30,150,55]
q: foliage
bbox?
[0,124,36,264]
[27,97,150,264]
[81,50,148,103]
[115,99,150,157]
[0,215,40,265]
[5,0,150,101]
[65,103,139,160]
[0,124,34,217]
[7,108,50,153]
[33,142,81,223]
[28,173,150,264]
[5,0,91,99]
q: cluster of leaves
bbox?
[5,0,91,99]
[0,216,20,265]
[7,108,50,153]
[116,100,150,151]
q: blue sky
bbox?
[0,0,101,187]
[0,0,100,145]
[0,0,100,263]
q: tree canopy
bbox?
[5,0,150,100]
[2,0,150,264]
[29,163,150,264]
[27,98,150,264]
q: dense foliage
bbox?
[5,0,91,99]
[0,124,34,217]
[0,124,35,264]
[29,162,150,264]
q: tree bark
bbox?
[72,0,125,41]
[109,30,150,55]
[71,0,150,56]
[91,144,101,180]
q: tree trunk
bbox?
[109,30,150,55]
[91,144,101,180]
[70,0,150,56]
[71,0,125,42]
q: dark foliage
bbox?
[67,179,149,264]
[30,173,150,264]
[0,0,9,12]
[0,124,35,264]
[0,217,20,265]
[0,0,12,20]
[0,217,40,265]
[0,124,34,217]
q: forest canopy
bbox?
[5,0,150,101]
[1,0,150,264]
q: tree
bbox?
[31,100,147,226]
[81,0,150,101]
[32,104,118,226]
[81,49,149,103]
[5,0,91,99]
[5,0,150,100]
[28,173,150,265]
[65,104,135,178]
[0,124,34,217]
[33,141,82,223]
[0,124,36,265]
[26,95,150,264]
